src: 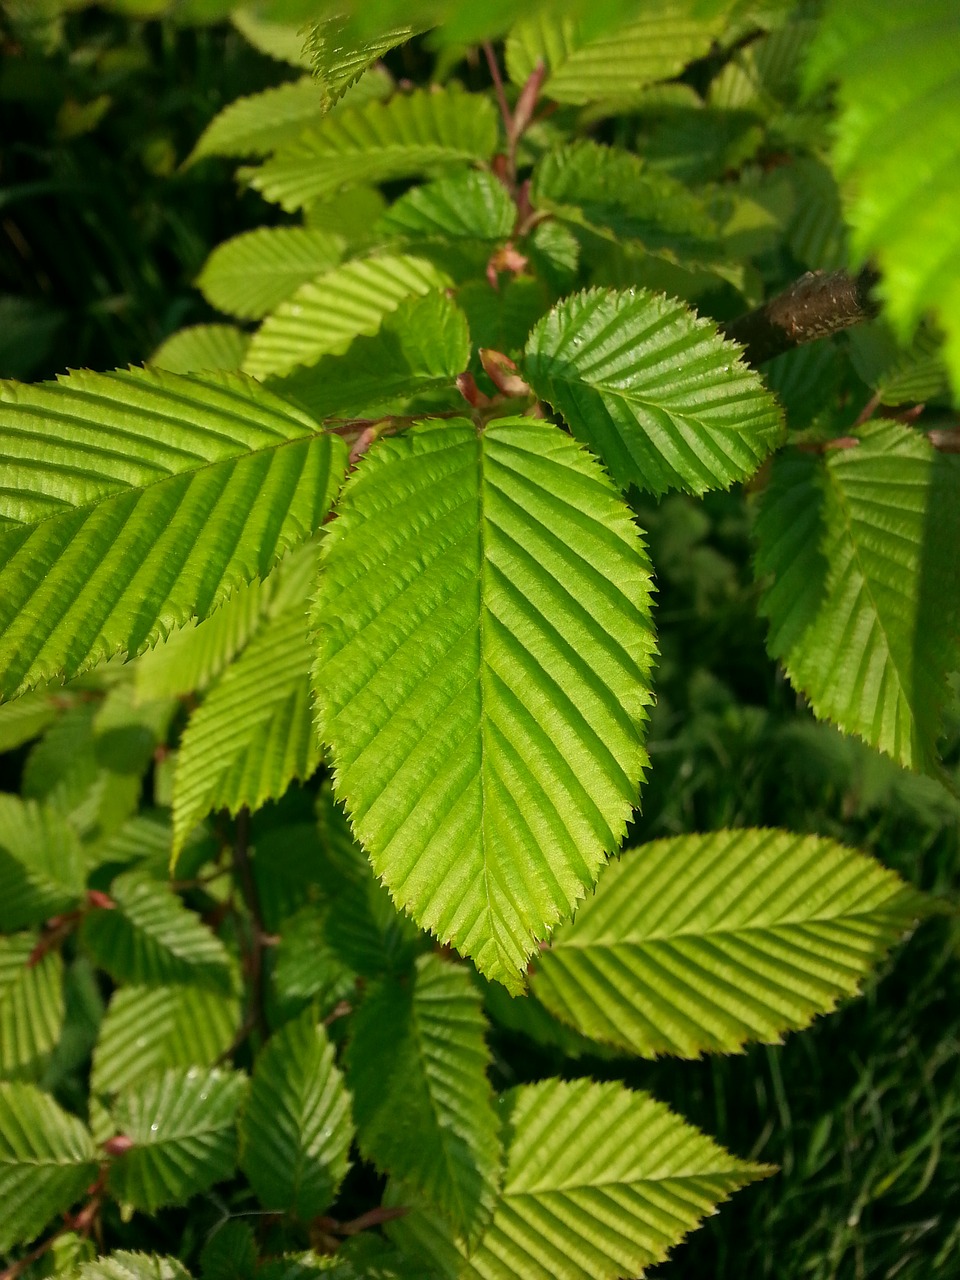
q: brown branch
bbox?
[723,266,881,367]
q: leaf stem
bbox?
[232,806,267,1043]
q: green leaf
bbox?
[81,873,233,992]
[524,287,783,496]
[345,954,500,1243]
[198,227,346,322]
[0,794,86,929]
[806,0,960,392]
[375,171,516,245]
[0,934,64,1081]
[246,87,499,212]
[243,254,450,381]
[232,8,312,67]
[303,14,418,110]
[304,185,388,242]
[0,367,347,698]
[187,78,330,164]
[199,1220,257,1280]
[754,422,960,770]
[274,291,470,422]
[150,325,250,375]
[847,323,950,407]
[0,688,59,752]
[77,1254,193,1280]
[506,5,731,105]
[91,983,240,1096]
[389,1078,769,1280]
[240,1007,354,1219]
[313,418,655,989]
[268,904,355,1023]
[531,828,928,1058]
[0,1081,98,1253]
[107,1066,246,1211]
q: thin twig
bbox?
[232,807,267,1042]
[483,40,512,143]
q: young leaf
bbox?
[107,1066,246,1212]
[77,1255,193,1280]
[186,78,333,165]
[389,1078,769,1280]
[232,9,312,68]
[197,227,345,322]
[303,15,418,110]
[81,873,233,992]
[0,1081,98,1254]
[149,325,250,376]
[242,254,450,381]
[240,1008,354,1219]
[313,418,655,989]
[0,934,64,1081]
[524,287,783,496]
[246,87,499,211]
[375,171,516,245]
[0,367,347,698]
[754,423,960,770]
[91,983,240,1096]
[531,828,929,1057]
[0,794,86,929]
[345,954,501,1244]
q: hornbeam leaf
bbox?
[524,288,783,497]
[0,1082,98,1254]
[388,1078,769,1280]
[240,1007,354,1219]
[0,934,64,1081]
[231,9,312,68]
[197,227,346,321]
[754,422,960,770]
[532,829,929,1058]
[0,367,347,698]
[107,1066,246,1212]
[375,171,516,245]
[77,1254,192,1280]
[303,15,420,110]
[0,794,86,929]
[150,325,249,376]
[345,954,500,1244]
[246,87,499,212]
[242,254,450,381]
[313,418,655,989]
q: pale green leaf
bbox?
[187,78,329,165]
[0,689,59,752]
[303,14,418,110]
[232,8,312,67]
[375,171,516,245]
[532,828,928,1057]
[81,873,233,992]
[246,87,499,212]
[346,954,500,1243]
[107,1066,246,1211]
[304,186,388,242]
[77,1254,193,1280]
[754,422,960,770]
[0,366,346,698]
[0,934,64,1081]
[273,291,469,421]
[0,794,86,929]
[242,253,450,380]
[0,1081,97,1254]
[150,325,250,375]
[313,418,655,988]
[91,983,240,1096]
[524,287,784,496]
[240,1007,354,1219]
[198,227,345,321]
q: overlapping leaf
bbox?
[303,15,418,110]
[0,794,86,929]
[0,1081,97,1253]
[375,171,516,245]
[346,954,500,1243]
[0,934,63,1081]
[0,367,346,698]
[150,325,250,376]
[754,422,960,770]
[242,254,450,380]
[313,418,655,988]
[246,87,499,211]
[108,1067,246,1212]
[77,1255,192,1280]
[532,829,927,1057]
[524,288,783,496]
[198,227,345,321]
[240,1008,354,1219]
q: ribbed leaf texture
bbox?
[91,983,240,1096]
[107,1067,246,1212]
[806,0,960,391]
[506,5,730,105]
[0,367,347,697]
[754,422,960,770]
[240,1008,354,1219]
[375,171,516,244]
[390,1078,769,1280]
[0,1081,97,1253]
[345,954,501,1243]
[524,288,783,497]
[313,417,655,988]
[274,291,470,422]
[199,1221,257,1280]
[246,87,499,211]
[81,874,233,992]
[0,794,86,929]
[187,77,358,165]
[847,323,950,407]
[77,1254,192,1280]
[150,325,249,375]
[242,254,450,381]
[198,227,345,322]
[303,16,418,110]
[0,934,63,1081]
[532,828,927,1057]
